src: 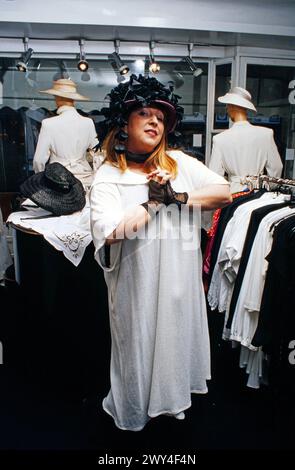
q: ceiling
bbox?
[0,22,295,51]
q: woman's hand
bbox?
[147,169,188,209]
[147,168,172,185]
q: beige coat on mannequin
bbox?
[33,105,98,186]
[209,121,283,193]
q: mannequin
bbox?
[33,79,98,188]
[209,87,283,193]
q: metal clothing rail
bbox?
[241,174,295,190]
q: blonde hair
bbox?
[102,127,178,178]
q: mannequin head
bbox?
[226,104,248,123]
[55,96,75,108]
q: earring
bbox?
[114,129,128,154]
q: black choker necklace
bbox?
[125,151,153,164]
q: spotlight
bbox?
[16,37,33,72]
[109,52,129,75]
[184,43,203,78]
[149,41,160,74]
[184,56,203,77]
[108,40,129,76]
[77,39,89,72]
[77,60,88,72]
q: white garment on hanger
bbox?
[229,205,295,350]
[208,193,286,313]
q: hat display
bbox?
[39,79,89,101]
[218,86,257,112]
[20,163,86,216]
[96,74,184,152]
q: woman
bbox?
[90,75,231,431]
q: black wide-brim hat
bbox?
[20,163,86,216]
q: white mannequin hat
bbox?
[218,86,257,112]
[39,79,89,101]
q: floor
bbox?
[0,279,294,458]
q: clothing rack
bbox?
[241,174,295,190]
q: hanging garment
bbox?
[0,107,25,191]
[20,107,53,170]
[227,205,295,349]
[251,215,295,397]
[252,214,295,350]
[203,190,251,292]
[208,193,285,313]
[208,190,264,284]
[226,201,290,330]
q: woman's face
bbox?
[126,107,165,154]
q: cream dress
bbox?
[90,150,228,431]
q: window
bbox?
[0,58,208,191]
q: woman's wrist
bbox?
[164,180,188,208]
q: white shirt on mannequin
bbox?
[209,121,283,192]
[33,105,98,186]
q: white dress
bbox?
[90,150,228,431]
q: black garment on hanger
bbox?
[208,190,265,283]
[226,201,289,330]
[251,215,295,396]
[0,107,24,191]
[20,107,53,173]
[251,214,295,350]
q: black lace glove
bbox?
[164,180,188,209]
[141,179,166,217]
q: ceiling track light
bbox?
[149,40,160,74]
[184,43,203,78]
[77,39,89,72]
[108,40,129,76]
[16,37,34,72]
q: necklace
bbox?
[125,150,153,163]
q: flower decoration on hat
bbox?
[95,74,184,153]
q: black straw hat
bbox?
[20,163,86,216]
[96,74,184,152]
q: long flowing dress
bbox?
[90,150,228,431]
